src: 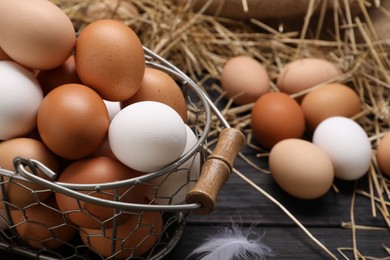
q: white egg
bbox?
[313,116,372,180]
[108,101,187,172]
[0,61,43,140]
[146,125,201,204]
[103,100,121,122]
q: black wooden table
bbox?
[0,137,389,260]
[167,143,390,260]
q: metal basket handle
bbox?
[186,128,245,215]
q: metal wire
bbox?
[0,47,225,259]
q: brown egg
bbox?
[376,132,390,177]
[269,139,334,199]
[80,211,163,258]
[301,83,361,132]
[0,0,76,70]
[251,92,305,149]
[276,58,341,96]
[10,197,77,249]
[36,55,81,96]
[55,156,145,229]
[220,56,270,105]
[75,19,145,101]
[121,67,188,122]
[37,83,110,160]
[0,137,59,208]
[0,45,11,61]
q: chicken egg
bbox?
[37,83,110,160]
[376,132,390,177]
[0,0,75,70]
[36,55,81,96]
[269,139,334,199]
[0,61,43,140]
[55,156,145,229]
[145,125,200,204]
[75,19,145,101]
[121,67,188,122]
[301,83,361,132]
[0,45,11,61]
[251,92,305,149]
[276,58,341,96]
[0,137,59,209]
[104,99,121,122]
[313,116,372,180]
[80,211,163,258]
[10,197,77,249]
[109,101,187,172]
[220,56,270,105]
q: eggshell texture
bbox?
[269,139,334,199]
[109,101,187,172]
[10,198,77,249]
[55,156,145,229]
[301,83,361,132]
[80,211,163,258]
[121,67,188,122]
[0,61,43,140]
[0,0,75,70]
[250,92,305,149]
[145,125,200,204]
[0,46,11,61]
[313,116,372,180]
[0,138,59,208]
[37,55,81,96]
[220,56,270,105]
[75,19,145,101]
[104,100,121,122]
[376,132,390,177]
[37,83,110,160]
[276,58,341,95]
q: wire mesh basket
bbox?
[0,47,245,259]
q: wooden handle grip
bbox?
[186,128,245,215]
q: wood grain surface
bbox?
[167,142,390,259]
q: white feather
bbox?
[186,223,272,260]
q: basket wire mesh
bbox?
[0,47,223,259]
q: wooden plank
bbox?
[188,154,382,228]
[168,224,390,259]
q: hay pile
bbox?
[52,0,390,258]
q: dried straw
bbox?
[53,0,390,258]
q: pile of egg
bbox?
[220,55,385,200]
[0,0,200,258]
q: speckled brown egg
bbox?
[376,132,390,177]
[0,45,11,61]
[37,83,109,160]
[0,137,59,209]
[55,156,145,229]
[75,19,145,101]
[121,67,188,122]
[301,83,361,132]
[276,58,341,97]
[80,211,163,258]
[10,197,77,249]
[220,56,270,105]
[0,0,76,70]
[269,138,334,199]
[37,55,81,96]
[251,92,305,149]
